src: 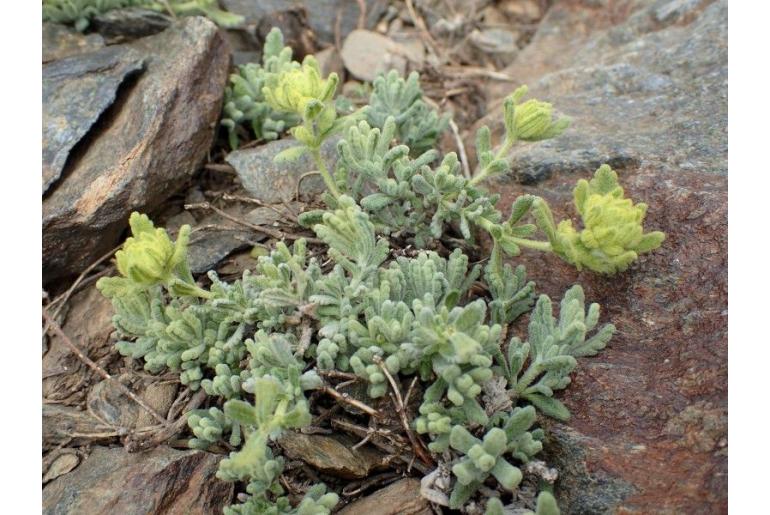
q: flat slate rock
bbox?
[226,137,336,204]
[42,446,232,514]
[42,17,231,283]
[42,44,144,194]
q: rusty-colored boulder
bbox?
[338,478,430,515]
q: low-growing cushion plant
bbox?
[97,29,664,514]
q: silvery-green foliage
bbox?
[225,483,339,515]
[484,491,560,515]
[502,285,615,421]
[222,28,300,149]
[42,0,244,31]
[448,406,542,509]
[366,70,448,156]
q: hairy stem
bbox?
[310,148,341,199]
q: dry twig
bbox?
[373,357,435,467]
[42,309,169,427]
[185,202,322,244]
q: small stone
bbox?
[338,479,431,515]
[341,30,411,81]
[315,46,345,78]
[278,432,386,479]
[226,137,337,204]
[42,452,81,484]
[42,446,232,514]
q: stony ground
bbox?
[42,1,727,513]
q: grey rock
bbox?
[92,7,172,42]
[42,446,232,514]
[223,0,388,45]
[540,425,637,514]
[43,17,231,283]
[484,0,727,183]
[341,30,411,81]
[42,45,144,194]
[42,23,105,63]
[226,137,337,203]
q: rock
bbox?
[499,0,542,22]
[477,2,728,511]
[315,46,345,79]
[92,7,173,42]
[338,478,431,515]
[42,446,232,514]
[341,30,414,81]
[226,137,336,204]
[43,23,105,63]
[43,450,80,484]
[468,28,519,67]
[42,17,231,283]
[494,159,727,513]
[223,0,388,45]
[483,0,726,182]
[86,375,178,429]
[43,405,115,450]
[43,285,116,405]
[278,432,386,479]
[42,45,144,194]
[168,201,304,274]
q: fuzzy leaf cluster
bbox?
[499,285,615,421]
[533,164,666,274]
[221,28,300,149]
[365,70,448,156]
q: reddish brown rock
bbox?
[42,446,232,514]
[494,166,727,513]
[473,3,727,509]
[338,478,431,515]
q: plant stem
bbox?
[510,237,552,252]
[469,137,516,186]
[310,148,341,199]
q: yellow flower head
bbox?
[554,165,665,273]
[115,212,191,287]
[263,56,338,117]
[503,85,570,142]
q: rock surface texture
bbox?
[222,0,387,45]
[485,0,727,512]
[338,478,431,515]
[225,137,334,203]
[42,446,232,514]
[42,17,230,283]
